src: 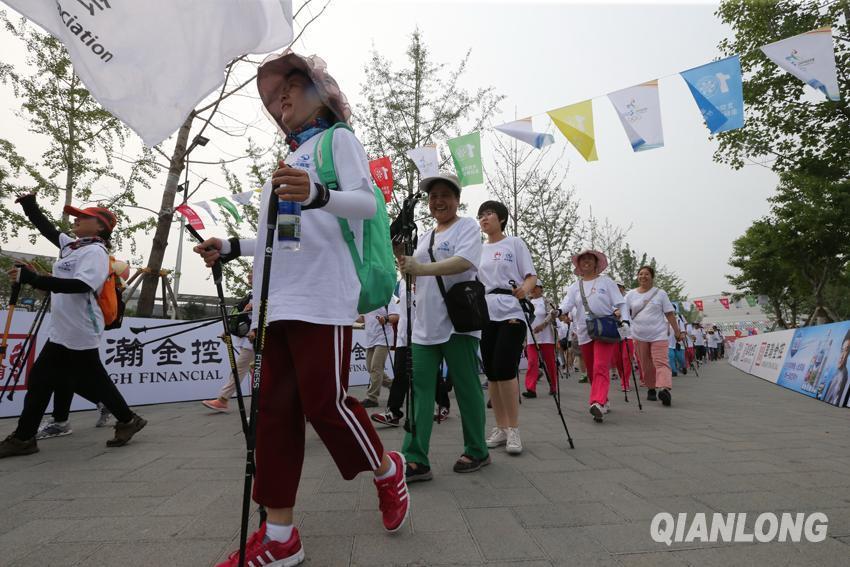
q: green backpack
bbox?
[313,123,396,313]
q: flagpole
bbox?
[171,135,209,316]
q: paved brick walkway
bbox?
[1,361,848,566]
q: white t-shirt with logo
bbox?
[478,235,535,322]
[412,217,482,346]
[248,128,375,326]
[49,234,109,350]
[395,285,415,348]
[363,300,400,348]
[624,287,675,343]
[559,275,625,346]
[527,296,555,344]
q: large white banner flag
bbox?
[406,145,441,178]
[607,80,664,152]
[761,27,841,102]
[2,1,294,146]
[494,118,555,150]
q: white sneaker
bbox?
[37,419,73,439]
[486,427,507,448]
[602,403,610,414]
[505,427,523,455]
[589,403,604,423]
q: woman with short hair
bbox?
[399,173,489,480]
[624,265,683,406]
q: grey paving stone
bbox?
[0,362,847,566]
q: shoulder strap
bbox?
[631,287,660,319]
[577,280,596,318]
[427,229,449,301]
[313,123,364,271]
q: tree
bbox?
[522,173,581,304]
[727,173,850,326]
[357,29,503,220]
[0,12,156,254]
[715,0,850,179]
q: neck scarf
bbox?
[285,116,331,151]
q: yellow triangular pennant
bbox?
[547,100,598,162]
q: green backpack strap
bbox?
[313,123,363,271]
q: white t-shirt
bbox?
[556,320,569,341]
[559,275,625,346]
[707,333,719,348]
[363,300,400,348]
[693,328,706,346]
[624,287,675,343]
[412,217,482,346]
[478,236,535,322]
[527,296,555,344]
[49,234,109,350]
[395,285,415,348]
[248,128,374,326]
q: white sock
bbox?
[375,456,396,480]
[265,522,294,543]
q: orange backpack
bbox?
[97,256,126,330]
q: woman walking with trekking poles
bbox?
[554,250,625,423]
[0,195,146,458]
[624,266,684,406]
[398,172,490,480]
[476,200,536,455]
[193,50,408,567]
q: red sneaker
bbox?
[374,451,410,533]
[216,523,305,567]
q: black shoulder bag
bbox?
[428,229,489,333]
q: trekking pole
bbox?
[1,295,50,402]
[619,338,629,404]
[0,270,22,386]
[129,315,222,334]
[396,192,418,437]
[512,281,574,449]
[186,225,250,439]
[379,312,395,369]
[230,187,279,567]
[136,318,221,347]
[620,322,643,411]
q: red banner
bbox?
[175,204,205,230]
[719,297,730,310]
[694,300,704,311]
[369,157,394,203]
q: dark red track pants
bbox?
[253,321,385,509]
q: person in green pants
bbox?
[398,172,489,482]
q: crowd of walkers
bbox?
[0,48,729,567]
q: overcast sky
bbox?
[0,0,782,300]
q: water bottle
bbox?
[277,200,301,251]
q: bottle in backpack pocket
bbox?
[277,200,301,251]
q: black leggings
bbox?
[480,319,527,381]
[14,341,133,440]
[386,346,451,417]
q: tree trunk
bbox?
[136,114,194,317]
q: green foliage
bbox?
[728,173,850,326]
[714,0,850,179]
[356,28,503,222]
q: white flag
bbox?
[493,118,554,150]
[3,1,294,146]
[607,80,664,152]
[192,201,218,224]
[231,190,255,205]
[406,145,440,178]
[761,27,841,101]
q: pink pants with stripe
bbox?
[253,320,384,509]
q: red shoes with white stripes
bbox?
[216,522,304,567]
[374,450,410,532]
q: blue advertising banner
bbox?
[777,322,850,407]
[680,56,745,133]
